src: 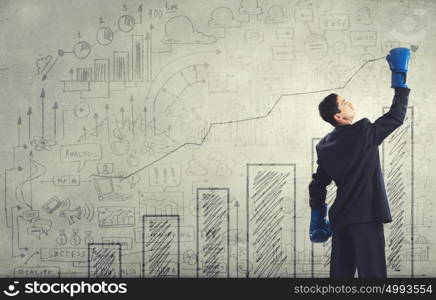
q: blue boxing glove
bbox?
[386,47,411,88]
[309,203,331,243]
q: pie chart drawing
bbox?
[73,41,91,59]
[118,15,135,33]
[96,26,114,46]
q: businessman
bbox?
[308,48,411,278]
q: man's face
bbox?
[334,95,355,125]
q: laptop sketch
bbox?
[93,177,132,201]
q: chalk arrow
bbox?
[94,113,99,137]
[138,4,143,24]
[17,116,22,146]
[27,107,32,141]
[105,104,110,140]
[40,88,46,138]
[53,101,58,138]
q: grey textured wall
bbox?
[0,0,435,278]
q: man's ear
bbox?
[333,113,341,122]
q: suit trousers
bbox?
[330,222,387,278]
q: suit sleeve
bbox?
[309,152,332,210]
[367,87,410,146]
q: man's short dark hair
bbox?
[319,93,340,126]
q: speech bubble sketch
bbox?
[60,144,102,172]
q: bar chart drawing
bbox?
[113,51,129,82]
[196,188,230,278]
[246,163,296,278]
[383,106,415,277]
[132,35,144,82]
[142,215,180,278]
[94,59,109,81]
[61,34,151,99]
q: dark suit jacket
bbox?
[309,88,410,229]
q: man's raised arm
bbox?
[367,47,411,146]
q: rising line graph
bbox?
[91,56,387,180]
